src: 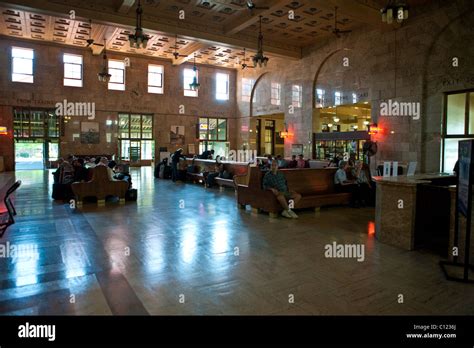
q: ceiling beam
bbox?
[224,0,289,35]
[172,42,208,65]
[325,0,381,27]
[1,0,301,59]
[117,0,136,14]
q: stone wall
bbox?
[236,0,474,173]
[0,38,237,170]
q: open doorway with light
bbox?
[249,113,285,157]
[13,108,59,170]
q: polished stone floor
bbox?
[0,167,473,315]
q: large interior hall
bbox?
[0,0,474,316]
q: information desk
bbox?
[372,174,455,250]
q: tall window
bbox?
[352,92,357,104]
[183,68,198,97]
[108,60,125,91]
[335,91,342,105]
[216,73,229,100]
[12,47,34,83]
[148,64,163,94]
[242,78,254,102]
[316,88,325,108]
[292,85,302,108]
[63,53,83,87]
[118,113,154,160]
[442,90,474,172]
[198,117,228,157]
[271,82,281,106]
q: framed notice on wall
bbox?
[291,144,303,156]
[457,140,473,217]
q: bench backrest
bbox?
[247,167,338,195]
[281,168,337,195]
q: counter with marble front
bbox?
[373,173,455,250]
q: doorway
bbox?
[15,141,44,170]
[13,108,60,170]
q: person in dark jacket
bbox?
[199,149,214,159]
[171,149,186,182]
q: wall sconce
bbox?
[280,123,292,139]
[0,126,7,135]
[368,123,382,135]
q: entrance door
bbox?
[15,141,44,170]
[264,120,275,155]
[13,108,59,170]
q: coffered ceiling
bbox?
[0,0,429,68]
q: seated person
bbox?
[73,158,88,182]
[177,157,188,182]
[287,155,297,168]
[296,154,306,168]
[276,155,287,168]
[85,157,96,169]
[199,149,215,160]
[53,158,64,183]
[155,158,169,178]
[265,155,273,170]
[351,161,372,206]
[334,161,361,207]
[96,157,115,181]
[60,156,75,184]
[206,163,223,187]
[114,163,132,188]
[263,160,302,219]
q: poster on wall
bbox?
[80,122,99,144]
[291,144,303,156]
[457,140,473,217]
[170,126,185,145]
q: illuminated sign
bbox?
[0,126,7,135]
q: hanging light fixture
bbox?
[252,16,269,68]
[189,54,200,91]
[129,0,149,49]
[98,39,112,83]
[381,1,408,24]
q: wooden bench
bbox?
[0,180,21,238]
[185,159,249,190]
[236,167,351,217]
[71,166,129,207]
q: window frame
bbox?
[271,82,281,106]
[215,72,229,101]
[292,84,302,108]
[183,67,198,97]
[198,117,227,141]
[148,64,164,94]
[108,59,126,91]
[11,47,34,83]
[63,53,83,87]
[441,89,474,172]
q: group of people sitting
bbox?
[258,154,375,218]
[53,155,132,188]
[259,154,309,170]
[334,160,373,208]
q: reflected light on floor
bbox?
[211,220,230,255]
[368,221,375,236]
